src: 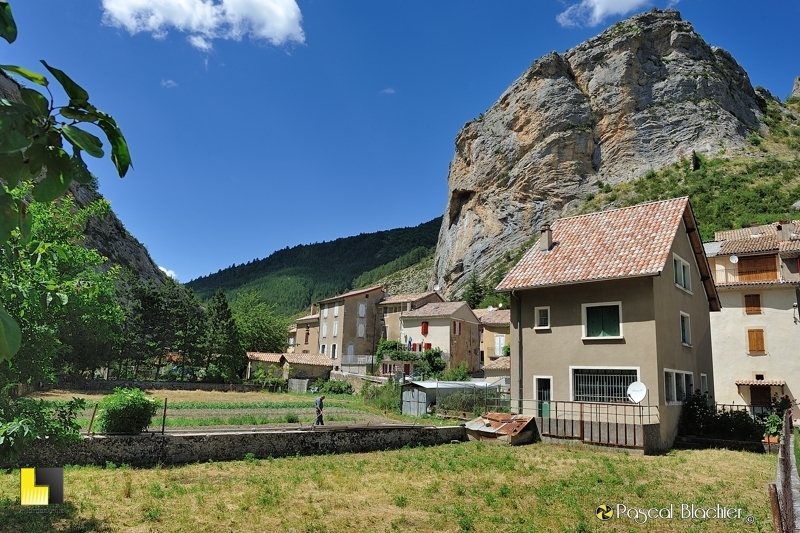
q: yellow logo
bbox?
[20,468,64,505]
[596,504,613,521]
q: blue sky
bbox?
[5,1,800,282]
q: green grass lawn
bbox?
[0,442,776,533]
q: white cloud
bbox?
[101,0,305,51]
[556,0,668,28]
[161,79,178,88]
[159,266,178,279]
[380,88,395,94]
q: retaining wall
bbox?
[2,425,467,468]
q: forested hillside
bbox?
[187,218,442,316]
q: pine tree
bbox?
[461,272,486,309]
[206,289,246,382]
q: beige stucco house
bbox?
[497,198,720,452]
[294,309,320,354]
[475,308,511,364]
[378,292,443,341]
[401,301,481,373]
[318,285,386,362]
[703,221,800,422]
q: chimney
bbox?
[311,303,317,315]
[777,221,795,242]
[540,223,553,252]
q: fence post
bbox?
[87,403,98,436]
[768,483,784,533]
[161,398,168,435]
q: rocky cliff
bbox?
[432,9,765,297]
[0,72,167,286]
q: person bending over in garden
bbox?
[315,395,325,426]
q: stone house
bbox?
[496,197,720,452]
[378,291,443,341]
[400,301,481,373]
[703,221,800,423]
[474,308,511,364]
[246,352,332,381]
[318,285,386,361]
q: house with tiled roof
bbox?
[475,308,511,364]
[400,301,481,373]
[703,221,800,423]
[378,291,443,342]
[497,197,720,453]
[246,352,333,381]
[294,306,320,354]
[318,285,386,363]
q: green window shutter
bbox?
[602,305,620,336]
[587,307,603,337]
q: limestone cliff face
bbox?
[0,71,166,286]
[793,77,800,99]
[432,10,764,297]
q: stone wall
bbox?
[1,426,467,468]
[329,371,387,393]
[58,379,264,393]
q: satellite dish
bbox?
[729,255,739,264]
[433,285,440,292]
[627,381,647,404]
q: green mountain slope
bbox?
[187,218,442,316]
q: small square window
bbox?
[582,302,622,338]
[747,328,766,355]
[744,294,761,315]
[534,307,550,329]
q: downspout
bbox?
[512,289,523,414]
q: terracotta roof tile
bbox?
[247,352,285,363]
[497,198,690,291]
[717,236,778,255]
[735,379,785,386]
[318,285,384,304]
[402,301,469,318]
[479,309,510,326]
[483,357,511,370]
[295,313,319,323]
[714,221,799,242]
[285,353,334,367]
[380,292,439,305]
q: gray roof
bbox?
[703,241,722,258]
[404,381,499,390]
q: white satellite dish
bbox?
[729,255,739,264]
[627,381,647,404]
[433,284,440,292]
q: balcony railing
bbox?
[713,267,779,284]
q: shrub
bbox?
[442,362,471,382]
[318,380,354,395]
[284,413,299,423]
[0,396,86,459]
[764,413,783,437]
[502,344,511,357]
[748,133,762,146]
[361,381,401,412]
[708,410,764,442]
[97,388,158,434]
[678,391,715,436]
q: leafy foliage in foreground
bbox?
[0,394,85,459]
[186,218,442,316]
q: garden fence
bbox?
[773,410,798,533]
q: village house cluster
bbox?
[247,197,799,452]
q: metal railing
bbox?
[715,403,773,420]
[515,399,660,449]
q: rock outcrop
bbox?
[432,10,765,297]
[793,76,800,99]
[0,71,166,286]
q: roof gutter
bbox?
[512,289,523,414]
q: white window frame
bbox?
[330,343,337,359]
[320,344,326,354]
[700,373,708,395]
[494,334,505,356]
[568,366,640,403]
[664,368,693,404]
[680,311,691,346]
[321,323,328,338]
[673,253,692,293]
[580,302,623,340]
[334,302,339,317]
[533,375,554,404]
[534,306,550,330]
[333,321,338,337]
[323,304,328,318]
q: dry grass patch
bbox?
[0,441,777,533]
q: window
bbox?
[320,344,326,354]
[323,304,328,318]
[411,343,418,352]
[700,374,708,395]
[664,369,693,403]
[572,368,638,403]
[744,294,762,315]
[382,307,388,316]
[673,254,692,292]
[534,307,550,329]
[333,321,338,337]
[358,302,366,318]
[321,323,327,338]
[423,343,431,350]
[357,323,365,338]
[421,321,429,335]
[747,328,766,354]
[452,321,462,336]
[304,326,310,345]
[582,302,622,338]
[738,255,777,282]
[334,302,339,317]
[330,344,337,359]
[495,334,505,355]
[347,343,354,356]
[680,312,691,346]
